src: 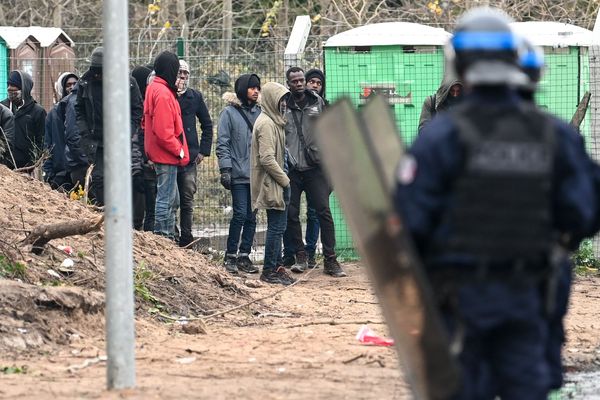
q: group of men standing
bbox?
[217,66,345,285]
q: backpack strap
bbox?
[233,106,254,132]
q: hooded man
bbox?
[144,51,189,240]
[1,70,46,169]
[250,82,295,285]
[43,72,79,191]
[175,59,213,247]
[216,73,261,274]
[74,47,143,206]
[418,78,463,132]
[132,65,156,231]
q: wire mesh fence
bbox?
[6,26,600,261]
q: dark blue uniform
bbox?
[394,88,597,399]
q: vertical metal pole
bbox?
[103,0,136,389]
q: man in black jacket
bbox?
[44,72,78,191]
[283,66,345,277]
[175,59,213,247]
[74,47,143,206]
[1,70,46,169]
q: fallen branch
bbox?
[280,319,386,329]
[156,261,321,323]
[13,150,50,174]
[66,355,107,373]
[342,353,366,364]
[22,215,104,254]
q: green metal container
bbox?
[323,22,451,259]
[0,39,8,101]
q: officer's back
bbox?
[394,7,597,399]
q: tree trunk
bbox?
[52,0,62,27]
[222,0,233,59]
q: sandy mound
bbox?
[0,165,253,352]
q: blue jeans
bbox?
[264,187,290,271]
[226,183,256,255]
[153,163,179,239]
[283,202,321,258]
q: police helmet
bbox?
[519,37,545,89]
[447,7,528,86]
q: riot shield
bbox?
[314,97,460,399]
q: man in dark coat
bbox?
[132,65,155,231]
[1,70,46,169]
[176,59,213,247]
[418,78,463,132]
[44,72,78,191]
[74,47,143,206]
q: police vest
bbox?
[437,102,555,264]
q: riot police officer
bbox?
[394,8,598,399]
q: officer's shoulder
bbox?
[416,112,457,146]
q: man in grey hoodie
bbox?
[216,73,261,274]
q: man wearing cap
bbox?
[74,47,143,206]
[1,70,46,169]
[175,59,213,247]
[44,72,78,191]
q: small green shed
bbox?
[323,22,451,258]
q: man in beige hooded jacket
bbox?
[251,82,295,285]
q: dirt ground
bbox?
[0,264,599,399]
[1,166,600,399]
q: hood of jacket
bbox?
[153,51,179,92]
[222,91,242,107]
[11,71,34,103]
[234,73,261,107]
[305,68,325,98]
[132,66,152,100]
[54,71,78,101]
[435,78,462,109]
[260,82,289,127]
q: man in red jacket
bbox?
[144,51,189,240]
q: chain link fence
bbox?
[10,26,600,261]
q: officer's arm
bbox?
[553,124,597,248]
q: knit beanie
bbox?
[7,71,21,89]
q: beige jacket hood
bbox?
[251,82,290,211]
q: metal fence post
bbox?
[284,15,312,71]
[177,37,185,58]
[103,0,136,389]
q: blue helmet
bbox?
[519,38,544,87]
[448,7,527,86]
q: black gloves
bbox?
[133,174,145,193]
[220,168,232,190]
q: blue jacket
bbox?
[216,92,261,184]
[177,88,213,171]
[43,97,69,179]
[394,88,598,266]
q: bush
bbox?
[571,239,600,270]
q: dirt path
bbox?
[1,265,599,399]
[0,264,408,399]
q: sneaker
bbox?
[260,266,296,286]
[282,254,296,268]
[290,252,308,273]
[179,235,194,248]
[324,257,347,277]
[223,254,239,275]
[237,254,259,274]
[307,254,318,269]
